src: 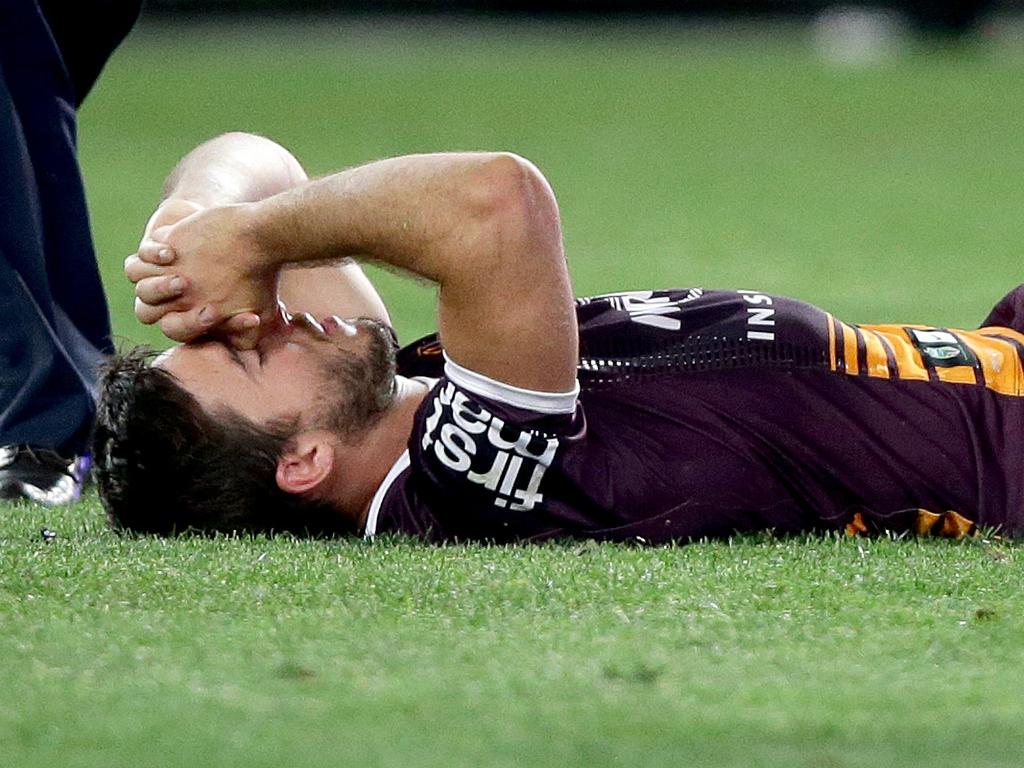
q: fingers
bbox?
[137,239,175,266]
[133,273,191,327]
[134,275,188,306]
[157,306,223,343]
[220,313,262,350]
[134,296,168,325]
[126,227,175,287]
[135,300,260,347]
[152,224,174,243]
[124,249,173,285]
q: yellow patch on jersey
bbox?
[826,321,1024,396]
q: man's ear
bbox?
[275,431,335,495]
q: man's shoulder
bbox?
[369,368,582,543]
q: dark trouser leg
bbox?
[0,1,137,456]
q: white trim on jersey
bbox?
[363,449,411,539]
[443,354,579,415]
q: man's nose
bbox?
[292,312,326,335]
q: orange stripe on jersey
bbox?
[855,324,1024,395]
[963,332,1024,396]
[826,313,838,372]
[840,321,860,376]
[935,365,978,385]
[855,325,930,382]
[859,328,892,379]
[977,325,1024,345]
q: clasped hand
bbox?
[124,201,279,349]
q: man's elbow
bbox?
[466,152,561,254]
[209,131,308,188]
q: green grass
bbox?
[3,500,1023,767]
[4,18,1024,767]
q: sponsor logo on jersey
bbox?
[420,382,559,512]
[579,288,704,331]
[737,290,776,341]
[416,339,444,357]
[906,328,977,368]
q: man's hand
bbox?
[124,203,280,348]
[130,148,576,390]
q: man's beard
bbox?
[313,319,398,441]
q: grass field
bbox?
[3,16,1024,767]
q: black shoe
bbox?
[0,446,90,506]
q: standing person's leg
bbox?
[0,0,139,504]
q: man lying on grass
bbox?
[101,132,1024,542]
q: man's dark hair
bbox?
[92,347,353,537]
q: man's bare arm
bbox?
[133,132,390,339]
[140,132,308,242]
[129,151,578,392]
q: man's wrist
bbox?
[240,199,287,275]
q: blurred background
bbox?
[143,1,1009,36]
[79,0,1024,348]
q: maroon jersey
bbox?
[365,286,1024,543]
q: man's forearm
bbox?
[241,151,577,390]
[247,152,539,285]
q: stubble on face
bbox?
[312,319,398,442]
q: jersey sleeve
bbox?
[391,356,583,542]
